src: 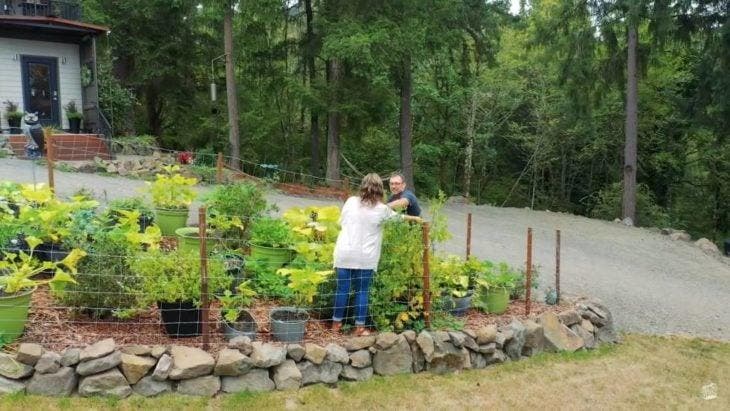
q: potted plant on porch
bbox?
[147,165,197,236]
[130,248,231,337]
[3,100,23,133]
[218,280,258,340]
[0,236,85,343]
[64,100,83,133]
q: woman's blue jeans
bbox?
[332,268,374,326]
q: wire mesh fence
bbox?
[0,136,565,352]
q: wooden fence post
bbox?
[199,207,210,350]
[466,213,472,259]
[422,222,431,329]
[46,131,55,192]
[216,152,223,184]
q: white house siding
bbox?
[0,38,81,129]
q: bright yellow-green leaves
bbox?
[147,165,198,210]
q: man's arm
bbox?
[387,197,409,210]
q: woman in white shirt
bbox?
[331,173,419,336]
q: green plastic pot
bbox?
[155,208,189,236]
[0,287,35,343]
[175,227,220,254]
[249,244,294,268]
[484,286,510,314]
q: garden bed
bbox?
[10,286,565,354]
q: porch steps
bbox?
[7,134,111,161]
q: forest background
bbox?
[81,0,728,244]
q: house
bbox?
[1,0,111,159]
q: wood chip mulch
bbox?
[9,286,568,354]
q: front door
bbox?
[21,55,60,126]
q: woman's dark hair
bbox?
[360,173,384,207]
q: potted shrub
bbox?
[203,182,270,249]
[175,226,221,254]
[3,100,23,133]
[0,236,85,343]
[433,255,473,316]
[147,165,197,236]
[104,196,155,232]
[473,261,519,314]
[271,266,332,342]
[64,100,83,133]
[218,280,258,340]
[130,248,230,337]
[248,217,295,268]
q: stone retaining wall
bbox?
[0,298,617,397]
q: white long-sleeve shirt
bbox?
[333,196,396,270]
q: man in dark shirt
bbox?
[386,173,421,216]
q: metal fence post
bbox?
[466,213,472,259]
[556,229,561,304]
[216,152,223,184]
[422,222,431,329]
[526,227,533,315]
[199,207,210,350]
[46,131,54,192]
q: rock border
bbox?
[0,298,617,397]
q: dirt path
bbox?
[2,159,729,340]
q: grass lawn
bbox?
[2,334,728,410]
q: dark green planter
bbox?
[175,227,219,254]
[155,208,189,236]
[483,286,510,314]
[249,244,294,268]
[0,287,35,343]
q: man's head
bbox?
[389,173,406,195]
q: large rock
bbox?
[121,345,152,356]
[485,350,508,366]
[35,351,61,374]
[214,348,252,376]
[0,353,34,379]
[578,299,618,343]
[273,360,302,390]
[120,353,157,384]
[76,351,122,376]
[522,320,544,357]
[470,351,487,369]
[61,348,81,367]
[297,360,343,385]
[340,365,373,382]
[133,376,172,397]
[250,342,286,368]
[375,332,400,350]
[669,231,690,241]
[0,375,25,394]
[78,368,132,398]
[416,331,435,361]
[177,375,221,397]
[304,343,327,365]
[476,325,498,344]
[495,329,513,349]
[221,369,275,393]
[168,346,215,380]
[539,312,584,352]
[150,345,168,359]
[325,344,349,364]
[287,344,306,361]
[152,354,172,381]
[505,320,526,360]
[16,343,43,365]
[79,338,116,362]
[26,366,76,396]
[695,238,720,255]
[571,324,596,350]
[343,336,376,351]
[228,336,253,355]
[558,310,581,326]
[410,341,426,373]
[349,350,371,368]
[373,334,413,376]
[427,340,467,374]
[448,331,466,348]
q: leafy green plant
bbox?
[510,264,540,300]
[276,266,333,308]
[204,182,270,247]
[472,260,521,312]
[218,280,257,323]
[426,190,452,246]
[0,236,85,295]
[432,255,470,298]
[3,100,23,121]
[63,100,83,120]
[245,258,293,300]
[129,248,230,306]
[249,217,294,248]
[146,165,197,210]
[105,197,154,221]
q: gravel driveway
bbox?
[2,158,729,340]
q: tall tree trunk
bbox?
[326,58,341,185]
[145,81,163,137]
[224,3,241,168]
[463,91,477,199]
[399,55,415,190]
[305,0,320,177]
[622,22,638,223]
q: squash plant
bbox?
[218,280,257,323]
[276,266,333,308]
[432,255,470,298]
[147,165,197,210]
